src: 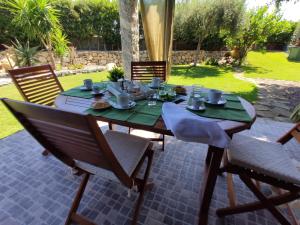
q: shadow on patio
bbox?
[0,118,298,225]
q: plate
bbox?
[91,90,105,96]
[91,101,111,110]
[110,101,136,110]
[186,105,206,111]
[80,86,92,91]
[204,97,227,105]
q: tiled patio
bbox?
[0,118,299,225]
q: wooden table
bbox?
[55,90,256,225]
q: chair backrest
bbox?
[131,61,166,82]
[278,123,300,144]
[8,65,64,106]
[1,98,133,187]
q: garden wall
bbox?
[0,50,227,69]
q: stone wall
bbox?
[0,50,228,70]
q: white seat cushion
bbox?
[228,134,300,185]
[104,130,150,176]
[76,130,150,177]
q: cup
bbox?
[208,89,222,104]
[84,79,93,90]
[117,92,130,108]
[151,77,161,88]
[92,85,101,93]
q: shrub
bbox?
[12,40,39,67]
[107,66,124,82]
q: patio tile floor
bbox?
[0,118,299,225]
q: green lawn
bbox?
[0,65,257,139]
[244,51,300,81]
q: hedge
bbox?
[0,0,296,51]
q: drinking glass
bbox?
[147,94,157,106]
[192,85,203,98]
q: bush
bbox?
[266,20,296,50]
[53,0,120,49]
[107,66,124,82]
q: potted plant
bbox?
[107,66,124,88]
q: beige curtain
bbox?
[140,0,175,79]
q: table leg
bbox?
[199,146,224,225]
[205,149,212,165]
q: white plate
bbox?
[186,105,206,111]
[110,101,136,110]
[80,86,92,91]
[204,98,227,105]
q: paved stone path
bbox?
[234,70,300,122]
[0,118,299,225]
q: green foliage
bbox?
[52,29,70,59]
[174,0,245,50]
[107,66,124,82]
[292,22,300,43]
[3,0,60,42]
[3,0,69,67]
[53,0,120,48]
[266,20,296,48]
[226,6,281,64]
[12,39,39,67]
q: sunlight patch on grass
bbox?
[244,51,300,81]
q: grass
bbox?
[170,65,257,102]
[243,51,300,81]
[0,65,257,139]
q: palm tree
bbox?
[4,0,63,68]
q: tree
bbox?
[226,6,279,65]
[174,0,245,66]
[266,20,296,49]
[3,0,66,68]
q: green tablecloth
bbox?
[60,83,106,99]
[187,94,252,122]
[85,100,163,126]
[62,83,252,125]
[61,87,94,99]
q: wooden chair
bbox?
[1,98,154,225]
[217,123,300,225]
[131,61,167,82]
[8,65,64,155]
[130,61,166,151]
[8,64,64,106]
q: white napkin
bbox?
[162,102,230,148]
[107,84,121,97]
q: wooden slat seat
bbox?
[1,98,154,225]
